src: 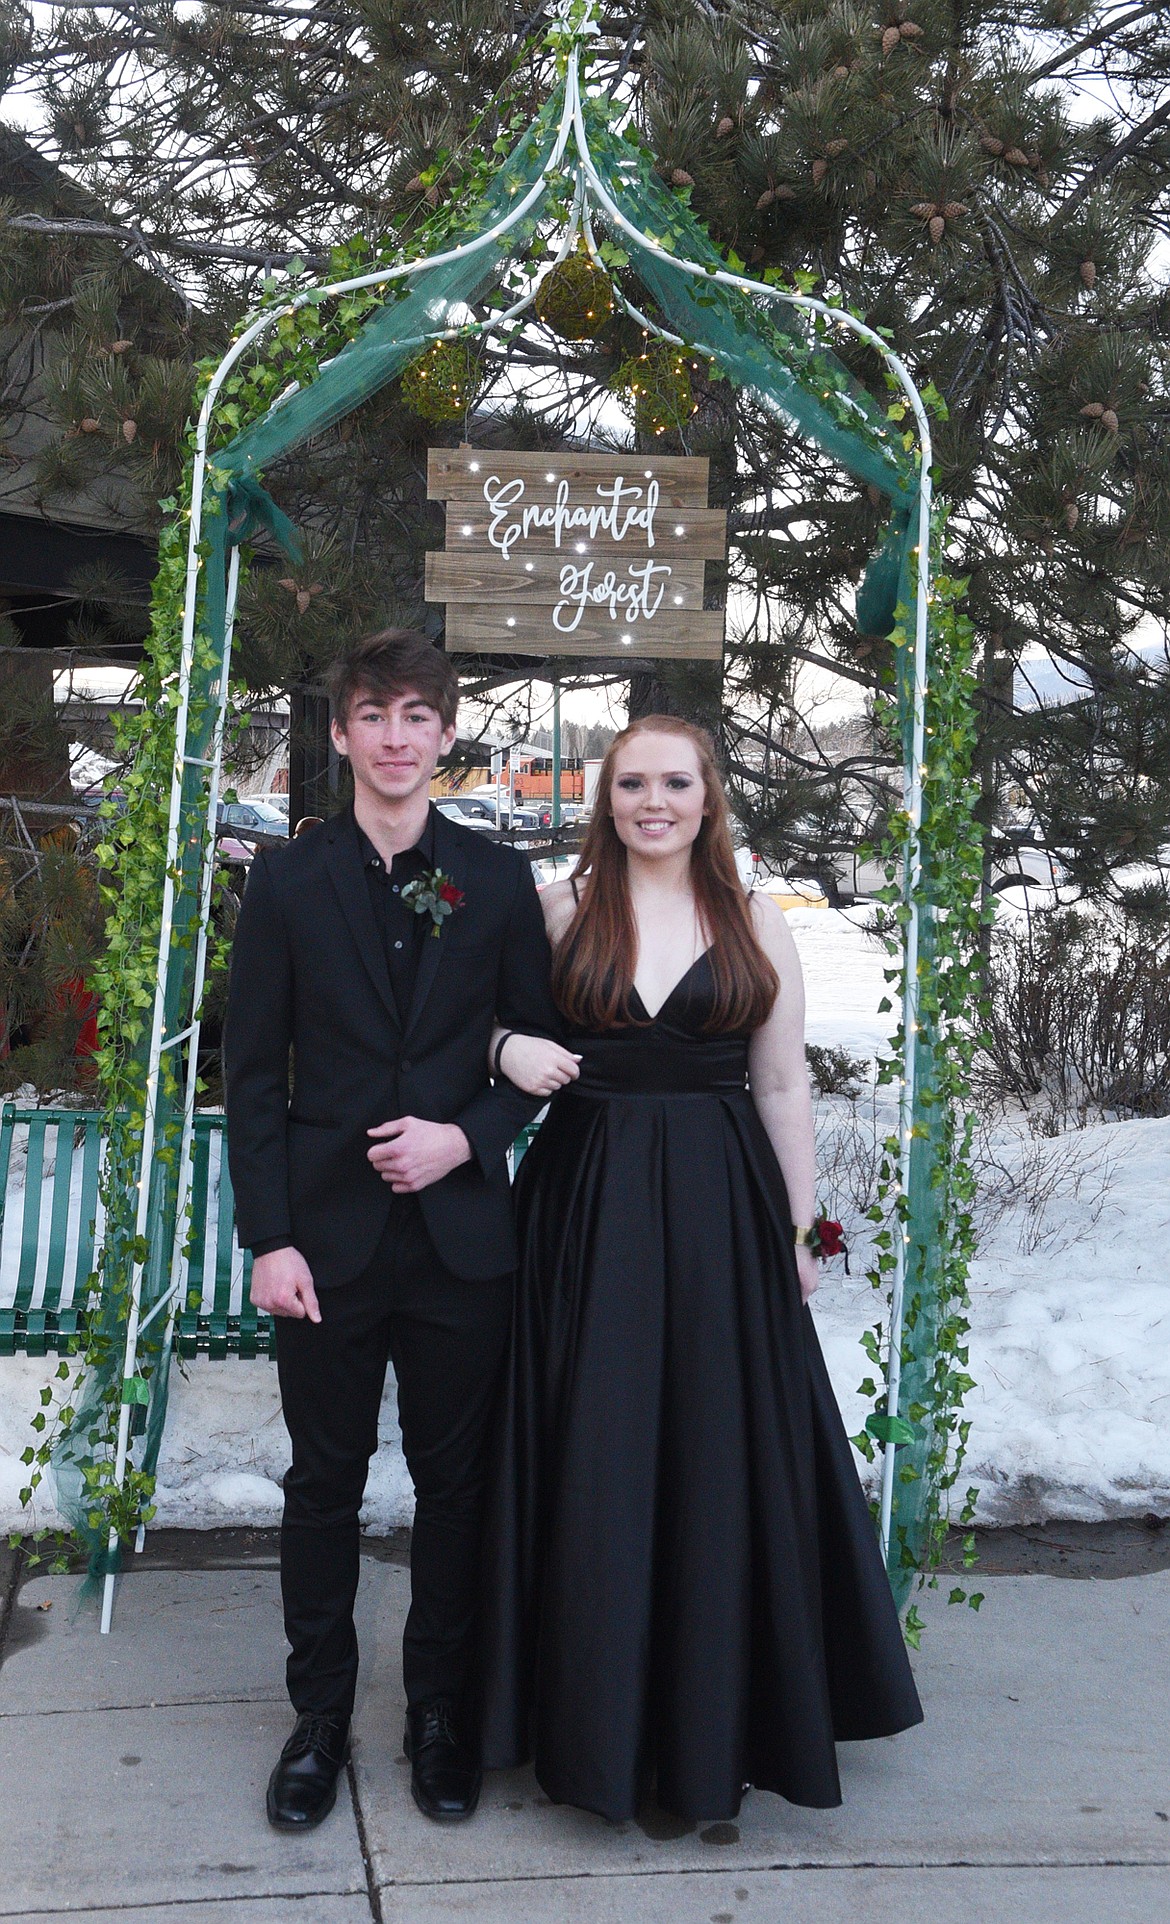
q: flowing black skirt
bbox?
[480,1076,923,1822]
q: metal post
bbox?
[552,678,562,832]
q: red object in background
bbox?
[57,975,99,1059]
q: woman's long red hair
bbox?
[552,715,779,1033]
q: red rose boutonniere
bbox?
[401,866,465,937]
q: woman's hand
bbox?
[796,1245,820,1304]
[497,1032,582,1097]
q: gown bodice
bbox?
[565,949,752,1098]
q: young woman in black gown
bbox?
[480,715,922,1824]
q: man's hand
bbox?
[366,1117,473,1192]
[249,1245,321,1322]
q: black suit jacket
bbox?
[222,803,558,1286]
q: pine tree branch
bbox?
[4,213,326,272]
[1030,1,1169,82]
[1059,95,1170,218]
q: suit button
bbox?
[400,1058,412,1073]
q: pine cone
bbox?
[424,183,439,206]
[109,339,133,355]
[79,417,101,433]
[881,24,901,54]
[405,175,423,194]
[1080,401,1105,417]
[775,184,797,199]
[833,63,851,78]
[864,169,878,194]
[929,214,945,243]
[942,201,969,219]
[825,137,849,156]
[1079,259,1097,289]
[671,168,695,187]
[1063,502,1079,529]
[1100,408,1119,434]
[812,158,828,185]
[910,201,937,219]
[756,188,776,210]
[980,135,1005,156]
[900,19,924,34]
[121,419,137,443]
[716,116,735,138]
[1004,147,1029,166]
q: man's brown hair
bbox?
[327,629,460,730]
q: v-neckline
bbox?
[630,947,712,1023]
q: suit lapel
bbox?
[403,805,472,1042]
[323,805,401,1031]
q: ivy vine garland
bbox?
[852,544,991,1643]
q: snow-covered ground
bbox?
[1,906,1167,1534]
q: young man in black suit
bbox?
[224,631,559,1829]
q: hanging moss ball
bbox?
[613,341,700,438]
[400,338,482,423]
[534,251,616,342]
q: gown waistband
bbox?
[571,1033,749,1097]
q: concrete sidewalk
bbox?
[0,1544,1167,1923]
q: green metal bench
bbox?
[0,1104,542,1360]
[0,1104,267,1359]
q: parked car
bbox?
[435,800,495,832]
[237,792,289,817]
[217,799,289,837]
[437,794,496,822]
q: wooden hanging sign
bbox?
[425,448,726,659]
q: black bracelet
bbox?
[493,1030,515,1080]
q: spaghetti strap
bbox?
[570,877,580,905]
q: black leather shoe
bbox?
[266,1711,350,1831]
[404,1698,482,1821]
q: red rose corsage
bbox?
[797,1215,849,1271]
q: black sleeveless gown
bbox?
[480,952,922,1822]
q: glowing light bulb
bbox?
[621,635,632,645]
[469,460,480,472]
[525,561,534,572]
[674,525,685,536]
[506,617,516,628]
[545,471,556,482]
[673,595,683,605]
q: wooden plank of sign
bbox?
[425,549,708,608]
[443,604,725,660]
[428,447,711,506]
[441,506,727,560]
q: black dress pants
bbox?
[274,1199,512,1720]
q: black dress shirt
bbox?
[354,808,436,1023]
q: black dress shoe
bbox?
[404,1698,482,1821]
[266,1711,351,1830]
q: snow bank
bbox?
[2,909,1167,1533]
